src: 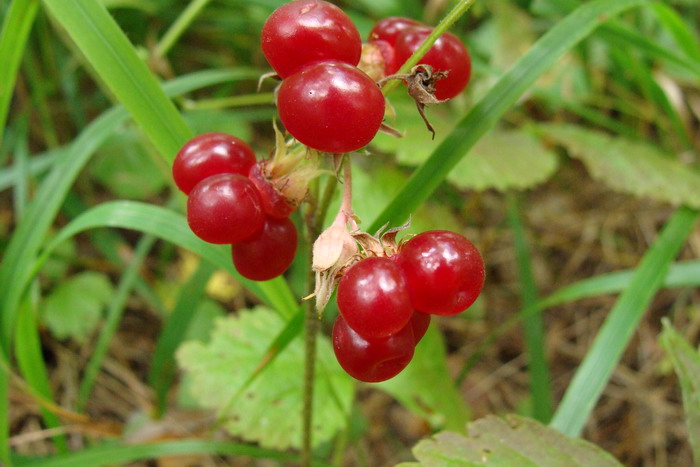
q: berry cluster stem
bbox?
[301,157,351,465]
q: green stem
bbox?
[155,0,212,57]
[381,0,478,96]
[185,92,275,110]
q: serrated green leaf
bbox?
[378,326,470,431]
[660,319,700,464]
[448,129,559,191]
[177,307,353,450]
[41,272,114,343]
[90,127,168,199]
[542,124,700,208]
[399,414,623,467]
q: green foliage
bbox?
[378,326,471,431]
[177,307,354,450]
[660,319,700,464]
[41,271,114,342]
[542,123,700,208]
[399,414,623,466]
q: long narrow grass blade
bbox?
[506,192,552,422]
[550,207,700,436]
[38,201,300,318]
[76,235,158,411]
[42,0,192,160]
[12,439,300,466]
[368,0,651,233]
[149,260,217,417]
[0,0,39,147]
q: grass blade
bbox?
[506,192,552,422]
[42,0,192,160]
[550,206,700,436]
[368,0,652,233]
[0,0,39,147]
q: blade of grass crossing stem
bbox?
[37,201,299,319]
[506,192,552,422]
[42,0,192,160]
[15,295,69,453]
[0,0,39,148]
[369,0,653,232]
[550,207,700,436]
[150,259,217,417]
[10,440,300,466]
[76,234,158,411]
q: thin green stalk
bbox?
[381,0,478,96]
[76,234,158,411]
[0,0,40,149]
[185,92,275,110]
[155,0,212,58]
[550,206,700,436]
[506,192,552,422]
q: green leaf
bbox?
[41,272,114,343]
[541,123,700,208]
[177,307,354,450]
[89,127,168,199]
[399,414,623,467]
[660,319,700,464]
[448,128,558,191]
[378,326,470,431]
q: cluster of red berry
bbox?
[261,0,386,154]
[173,132,298,281]
[332,231,484,383]
[368,17,472,100]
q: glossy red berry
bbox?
[394,26,471,100]
[232,215,297,281]
[261,0,362,79]
[396,231,484,316]
[173,133,256,195]
[337,256,413,339]
[248,162,296,219]
[369,16,422,46]
[277,61,385,153]
[187,174,264,244]
[410,311,431,345]
[332,314,414,383]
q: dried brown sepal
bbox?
[257,71,281,92]
[378,65,448,139]
[378,122,403,139]
[358,42,387,82]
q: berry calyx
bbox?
[232,215,298,281]
[261,0,362,79]
[394,26,471,100]
[332,314,415,383]
[186,173,264,244]
[337,256,413,339]
[172,133,256,195]
[248,161,297,219]
[396,230,484,316]
[277,61,385,153]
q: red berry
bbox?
[410,311,431,345]
[396,231,484,316]
[337,256,413,339]
[187,174,264,244]
[248,162,296,219]
[232,215,297,281]
[173,133,256,195]
[394,26,471,100]
[332,314,414,383]
[369,16,422,46]
[261,0,361,79]
[277,61,385,153]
